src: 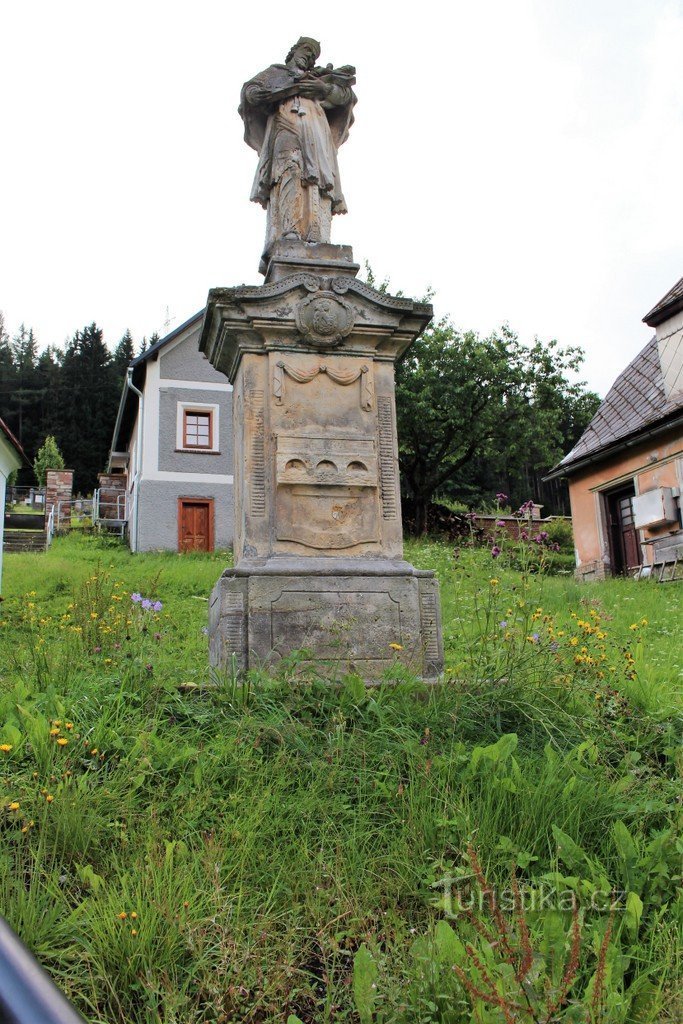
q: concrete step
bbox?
[3,530,48,553]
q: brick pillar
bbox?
[46,470,74,532]
[97,473,128,520]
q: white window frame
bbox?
[176,401,220,453]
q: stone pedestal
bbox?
[199,241,443,681]
[45,469,74,532]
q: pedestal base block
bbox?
[209,565,443,681]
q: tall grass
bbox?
[0,534,680,1022]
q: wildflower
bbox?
[49,728,60,737]
[131,593,142,603]
[8,802,20,811]
[130,912,138,920]
[0,744,12,753]
[154,632,162,641]
[93,646,102,654]
[389,642,403,651]
[141,599,152,610]
[56,738,68,747]
[118,912,127,920]
[640,618,648,626]
[65,722,73,730]
[45,794,54,803]
[145,663,153,674]
[90,748,98,755]
[499,621,507,629]
[491,546,501,559]
[489,578,499,586]
[495,492,508,503]
[131,929,138,937]
[495,519,506,527]
[629,623,638,631]
[152,601,163,612]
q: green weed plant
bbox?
[0,533,680,1023]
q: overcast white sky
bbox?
[1,0,681,396]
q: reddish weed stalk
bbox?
[452,845,607,1023]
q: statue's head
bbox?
[286,37,321,70]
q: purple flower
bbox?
[495,492,508,503]
[520,530,529,541]
[496,519,506,527]
[516,499,535,516]
[131,593,142,603]
[141,599,152,610]
[152,600,163,612]
[491,545,501,558]
[94,646,101,654]
[499,620,508,629]
[145,663,153,674]
[531,633,539,642]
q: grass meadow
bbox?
[0,533,681,1023]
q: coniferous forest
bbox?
[0,313,157,492]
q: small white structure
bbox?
[0,418,26,594]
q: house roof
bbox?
[643,275,683,327]
[109,311,204,459]
[547,334,683,478]
[0,416,27,465]
[129,310,204,368]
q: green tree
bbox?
[33,435,65,487]
[395,320,596,531]
[113,329,135,377]
[57,323,119,491]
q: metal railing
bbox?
[0,915,86,1024]
[46,504,55,548]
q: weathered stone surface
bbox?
[209,567,443,680]
[202,46,443,682]
[239,39,356,274]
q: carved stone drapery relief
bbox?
[273,360,372,409]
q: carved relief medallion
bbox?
[295,291,354,349]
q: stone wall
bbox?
[45,470,74,532]
[97,473,128,520]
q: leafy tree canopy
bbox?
[396,319,598,530]
[33,435,65,487]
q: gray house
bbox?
[108,312,234,552]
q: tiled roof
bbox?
[555,335,683,472]
[643,275,683,326]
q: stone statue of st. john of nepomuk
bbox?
[239,37,356,273]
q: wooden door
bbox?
[607,486,641,574]
[178,499,213,552]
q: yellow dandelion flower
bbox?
[0,744,12,753]
[56,738,68,747]
[489,578,500,586]
[65,722,73,730]
[640,618,648,626]
[49,728,60,737]
[45,794,54,803]
[130,912,138,920]
[629,623,638,631]
[389,642,403,651]
[118,912,127,920]
[131,929,138,937]
[8,801,20,811]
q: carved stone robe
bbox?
[239,64,355,268]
